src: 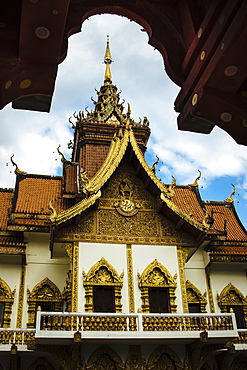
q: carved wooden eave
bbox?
[51,190,101,226]
[51,127,209,244]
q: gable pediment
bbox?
[55,159,197,246]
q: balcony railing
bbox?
[35,312,238,340]
[0,328,35,346]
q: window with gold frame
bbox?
[83,257,124,313]
[138,259,177,313]
[0,278,15,328]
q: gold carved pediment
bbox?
[55,159,197,246]
[138,259,176,288]
[83,257,123,286]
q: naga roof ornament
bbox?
[189,169,202,187]
[224,184,236,203]
[10,154,27,175]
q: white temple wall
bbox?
[185,249,208,299]
[0,262,21,328]
[210,263,247,312]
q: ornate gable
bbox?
[55,157,198,246]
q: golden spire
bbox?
[104,35,112,83]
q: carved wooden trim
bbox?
[138,259,177,313]
[83,257,123,313]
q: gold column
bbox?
[177,247,189,313]
[72,243,79,312]
[16,264,26,328]
[126,244,135,313]
[205,264,215,312]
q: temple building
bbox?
[1,40,247,370]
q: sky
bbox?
[1,15,247,227]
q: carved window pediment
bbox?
[27,277,62,328]
[0,278,15,328]
[83,258,123,313]
[138,260,177,313]
[186,280,207,313]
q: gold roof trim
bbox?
[224,184,236,203]
[52,128,208,232]
[160,193,208,232]
[84,128,130,194]
[52,190,101,225]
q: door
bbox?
[93,286,115,312]
[148,288,170,313]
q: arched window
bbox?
[0,278,15,328]
[83,258,123,313]
[86,345,124,370]
[27,277,62,328]
[186,280,207,313]
[147,345,183,370]
[230,354,247,370]
[27,357,55,370]
[217,283,247,329]
[138,259,177,313]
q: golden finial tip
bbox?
[104,35,112,83]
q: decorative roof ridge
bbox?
[129,131,209,232]
[84,128,130,194]
[16,173,62,180]
[0,188,14,193]
[52,190,101,225]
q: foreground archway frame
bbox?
[83,257,124,313]
[138,259,177,313]
[1,2,247,145]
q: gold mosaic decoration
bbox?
[0,278,15,328]
[27,277,62,328]
[138,259,177,313]
[186,280,207,312]
[83,257,123,313]
[16,264,26,328]
[72,243,79,312]
[126,244,135,313]
[177,247,189,313]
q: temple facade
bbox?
[1,40,247,370]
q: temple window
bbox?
[0,278,15,328]
[27,277,62,328]
[217,283,247,329]
[138,260,177,313]
[83,258,123,313]
[186,280,207,313]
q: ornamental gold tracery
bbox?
[217,283,247,326]
[186,280,207,312]
[27,277,62,328]
[138,259,177,313]
[146,345,183,370]
[0,278,15,328]
[85,345,124,370]
[83,257,123,313]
